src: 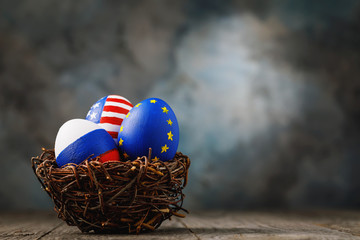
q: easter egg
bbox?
[117,98,179,161]
[86,95,133,143]
[55,119,120,167]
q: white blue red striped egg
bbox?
[117,98,179,162]
[86,95,133,143]
[55,119,120,167]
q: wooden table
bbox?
[0,210,359,239]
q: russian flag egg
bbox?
[117,98,179,162]
[55,119,120,167]
[86,95,133,143]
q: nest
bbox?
[31,148,190,234]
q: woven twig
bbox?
[31,148,190,234]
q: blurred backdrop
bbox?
[0,0,360,211]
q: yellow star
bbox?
[150,99,157,104]
[123,152,129,159]
[162,106,169,114]
[120,126,123,132]
[167,119,173,126]
[119,138,124,146]
[161,144,169,153]
[135,103,142,108]
[126,112,130,118]
[152,156,159,161]
[167,131,173,141]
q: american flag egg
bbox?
[86,95,133,143]
[117,98,179,162]
[55,119,120,167]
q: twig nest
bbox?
[31,149,190,234]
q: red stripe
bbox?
[100,116,124,125]
[103,106,130,114]
[106,98,133,107]
[107,131,118,138]
[99,149,120,163]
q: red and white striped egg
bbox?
[86,95,133,143]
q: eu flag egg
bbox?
[117,98,179,161]
[55,119,120,167]
[86,95,133,143]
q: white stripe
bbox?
[107,95,127,100]
[101,111,126,119]
[99,123,121,132]
[104,101,132,110]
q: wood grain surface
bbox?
[0,210,359,239]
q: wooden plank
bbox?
[42,217,197,240]
[298,210,360,237]
[179,210,360,240]
[0,210,359,239]
[0,211,63,240]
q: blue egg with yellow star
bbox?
[117,98,179,162]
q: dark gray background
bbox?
[0,0,359,210]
